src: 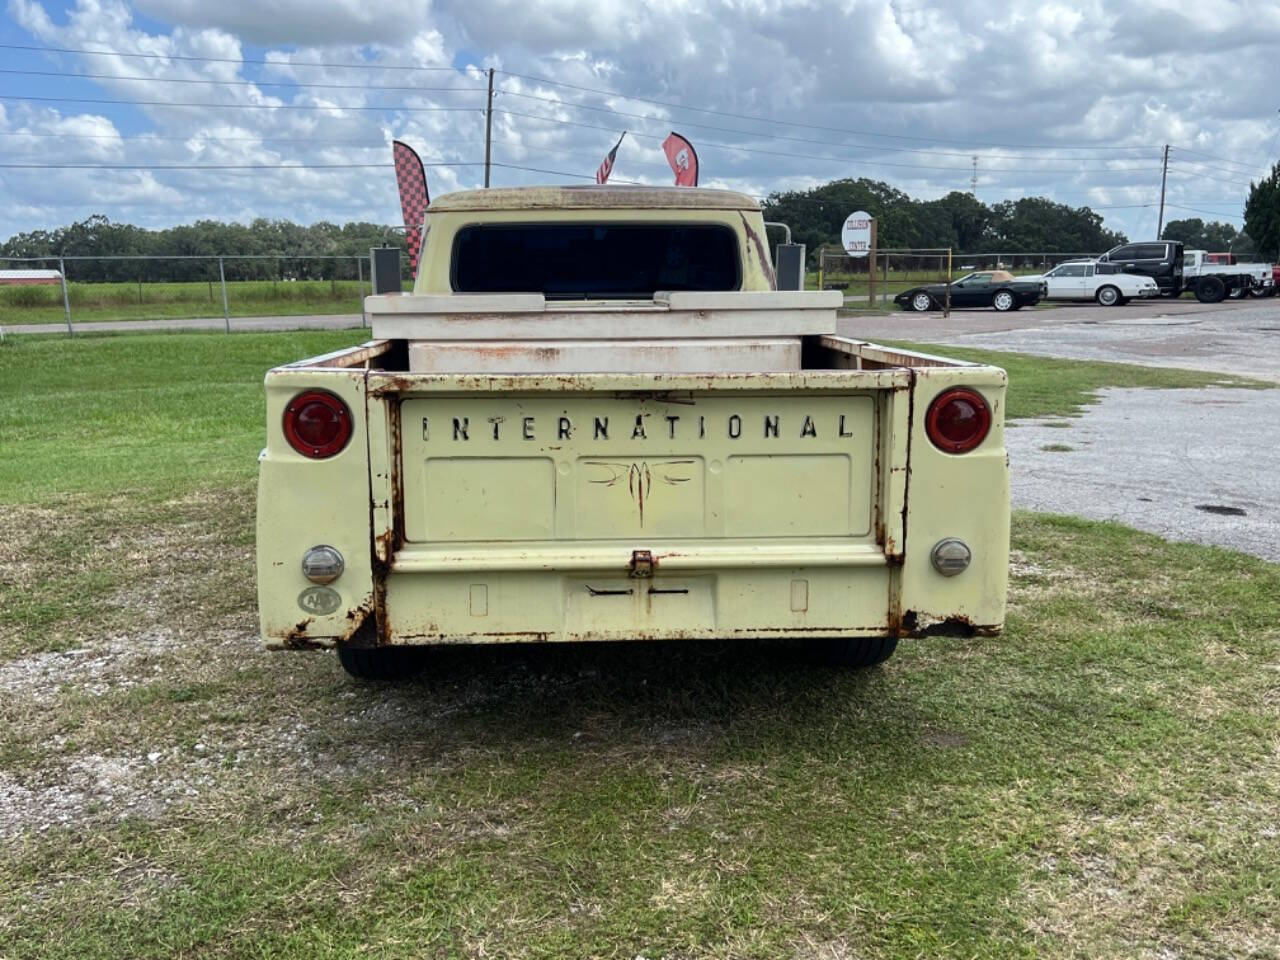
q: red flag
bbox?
[392,140,429,276]
[596,131,626,184]
[662,131,698,186]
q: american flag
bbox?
[596,131,626,184]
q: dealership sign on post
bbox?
[841,211,874,257]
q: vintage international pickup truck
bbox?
[257,186,1010,679]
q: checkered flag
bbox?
[393,140,430,276]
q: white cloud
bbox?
[0,0,1277,242]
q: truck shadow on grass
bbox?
[304,636,925,763]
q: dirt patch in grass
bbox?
[1,499,1279,958]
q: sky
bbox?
[1,0,1278,244]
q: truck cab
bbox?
[256,186,1010,679]
[1097,240,1185,296]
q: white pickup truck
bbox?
[256,186,1010,680]
[1183,250,1274,300]
[1021,260,1159,306]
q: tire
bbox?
[909,291,934,312]
[1248,287,1269,298]
[991,290,1016,312]
[337,644,428,681]
[1194,277,1226,303]
[1227,286,1248,300]
[812,636,898,668]
[1096,284,1121,307]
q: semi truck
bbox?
[256,186,1010,680]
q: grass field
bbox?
[0,279,368,325]
[1,331,1277,958]
[0,268,1053,325]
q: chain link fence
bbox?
[0,252,415,335]
[815,248,1104,312]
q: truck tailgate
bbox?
[367,370,912,643]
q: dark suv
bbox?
[1096,240,1185,296]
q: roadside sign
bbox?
[841,211,873,257]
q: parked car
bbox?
[1096,240,1185,296]
[894,270,1045,312]
[1019,260,1159,305]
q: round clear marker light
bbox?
[302,545,344,584]
[931,538,972,576]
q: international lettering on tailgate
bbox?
[400,396,876,542]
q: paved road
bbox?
[839,296,1280,382]
[1,314,366,335]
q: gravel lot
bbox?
[1007,387,1280,562]
[844,296,1280,561]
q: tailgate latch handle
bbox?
[629,550,654,579]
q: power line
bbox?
[488,160,634,182]
[0,158,609,183]
[495,70,1160,153]
[0,130,484,146]
[1171,146,1267,173]
[496,87,1164,155]
[0,42,460,72]
[0,113,1160,176]
[0,67,484,94]
[497,109,1160,175]
[1165,166,1254,188]
[0,94,480,113]
[0,161,402,169]
[1163,201,1244,220]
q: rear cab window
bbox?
[451,223,741,299]
[1105,245,1138,261]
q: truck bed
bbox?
[258,335,1007,649]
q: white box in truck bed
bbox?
[372,289,841,374]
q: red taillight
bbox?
[925,387,991,454]
[283,391,352,459]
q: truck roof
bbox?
[428,185,761,213]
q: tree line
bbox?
[5,168,1275,282]
[0,214,410,282]
[760,179,1129,261]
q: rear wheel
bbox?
[1227,286,1248,300]
[910,291,934,312]
[812,636,898,668]
[1194,277,1226,303]
[337,644,429,681]
[1096,284,1121,307]
[992,290,1016,312]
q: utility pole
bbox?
[970,156,978,195]
[483,68,495,188]
[1156,144,1169,238]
